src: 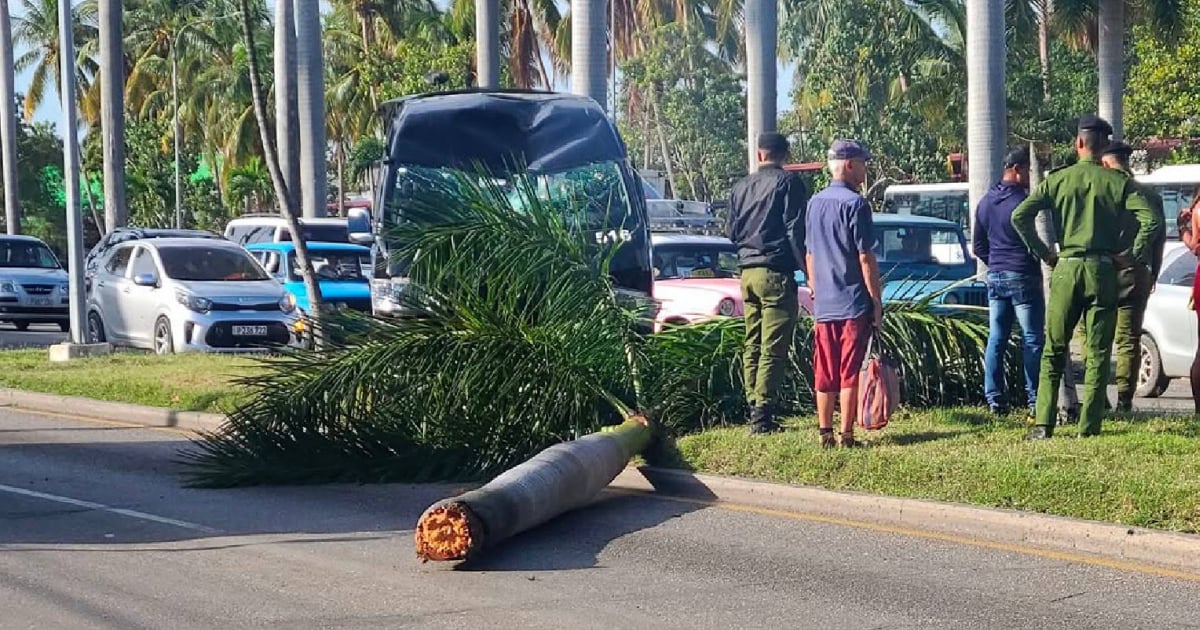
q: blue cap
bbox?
[827,139,872,161]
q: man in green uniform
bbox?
[1011,116,1161,439]
[1102,141,1167,412]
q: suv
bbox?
[85,228,223,294]
[0,235,70,331]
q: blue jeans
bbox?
[985,271,1045,408]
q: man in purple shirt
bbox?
[972,147,1042,417]
[805,139,883,449]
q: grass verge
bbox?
[656,407,1200,534]
[0,350,258,413]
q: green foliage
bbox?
[1127,7,1200,142]
[618,24,746,201]
[360,38,476,102]
[0,111,74,251]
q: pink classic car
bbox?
[651,234,813,331]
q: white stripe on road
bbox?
[0,483,221,534]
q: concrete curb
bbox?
[0,388,226,434]
[610,466,1200,576]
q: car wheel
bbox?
[13,322,28,332]
[153,317,174,355]
[1136,334,1169,398]
[86,312,106,343]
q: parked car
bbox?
[851,214,986,308]
[246,242,372,313]
[86,239,300,353]
[84,227,223,295]
[0,235,70,331]
[651,234,813,330]
[1138,246,1197,397]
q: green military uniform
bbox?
[1011,118,1160,437]
[1113,176,1166,407]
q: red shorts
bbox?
[814,314,873,393]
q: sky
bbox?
[12,1,795,128]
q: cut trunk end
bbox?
[415,501,479,562]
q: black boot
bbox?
[1116,394,1133,414]
[1025,426,1053,440]
[748,405,782,435]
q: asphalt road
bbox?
[0,323,67,350]
[2,409,1200,629]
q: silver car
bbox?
[1139,245,1198,396]
[0,235,70,331]
[86,238,300,353]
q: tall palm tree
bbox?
[448,0,561,88]
[274,0,300,201]
[98,0,126,231]
[965,0,1005,262]
[1,1,20,234]
[571,0,606,109]
[743,0,775,172]
[13,0,99,120]
[295,1,327,218]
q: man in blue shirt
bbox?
[973,147,1042,416]
[805,139,883,449]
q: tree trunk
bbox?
[476,0,500,88]
[571,0,608,111]
[99,0,127,233]
[648,87,678,198]
[240,0,324,335]
[0,1,19,234]
[1038,0,1052,105]
[966,0,1006,273]
[81,169,103,239]
[274,0,301,204]
[295,0,328,218]
[337,143,346,216]
[1097,0,1124,140]
[743,0,777,173]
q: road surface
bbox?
[1,409,1199,629]
[0,323,66,350]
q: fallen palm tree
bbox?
[415,416,650,562]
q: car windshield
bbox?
[289,252,367,282]
[875,225,968,265]
[0,241,60,269]
[386,160,633,230]
[654,244,739,280]
[279,224,349,243]
[159,246,271,281]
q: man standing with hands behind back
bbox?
[805,140,884,449]
[726,132,809,435]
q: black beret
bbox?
[1077,114,1114,136]
[1102,141,1134,159]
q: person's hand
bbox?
[872,299,883,328]
[1045,253,1059,269]
[1112,253,1133,269]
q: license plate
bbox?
[231,325,268,336]
[30,298,50,306]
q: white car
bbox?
[0,235,70,331]
[1139,246,1198,396]
[86,239,300,354]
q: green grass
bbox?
[0,350,259,413]
[656,408,1200,533]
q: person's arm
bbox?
[1123,182,1162,267]
[724,191,736,241]
[1183,194,1200,255]
[805,252,816,301]
[971,201,990,266]
[1011,180,1056,266]
[784,176,808,270]
[851,199,883,325]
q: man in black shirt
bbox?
[726,132,809,434]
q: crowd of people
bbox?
[726,117,1198,445]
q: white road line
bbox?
[0,483,221,534]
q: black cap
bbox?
[827,139,873,161]
[1102,140,1134,159]
[757,132,789,154]
[1077,114,1114,137]
[1003,147,1030,168]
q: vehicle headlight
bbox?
[0,282,14,293]
[58,283,70,295]
[942,292,960,305]
[174,289,212,314]
[717,297,737,316]
[279,293,296,313]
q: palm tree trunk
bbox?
[239,0,324,333]
[1097,0,1124,140]
[295,0,328,218]
[99,0,127,233]
[966,0,1006,273]
[648,88,678,197]
[476,0,500,88]
[571,0,608,110]
[743,0,777,173]
[274,0,301,203]
[0,1,19,234]
[1038,1,1052,105]
[337,143,346,216]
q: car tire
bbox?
[13,322,28,332]
[153,316,174,355]
[86,312,106,343]
[1136,334,1169,398]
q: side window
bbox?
[226,226,250,245]
[1160,252,1197,287]
[247,226,273,244]
[105,246,133,276]
[130,247,159,279]
[261,252,281,275]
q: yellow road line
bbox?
[2,405,197,437]
[614,488,1200,584]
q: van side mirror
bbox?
[347,207,374,244]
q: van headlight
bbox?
[175,289,212,313]
[279,293,296,313]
